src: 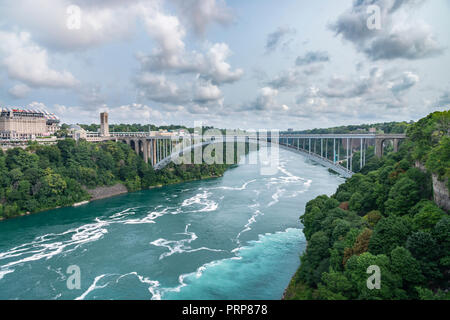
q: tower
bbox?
[100,112,109,137]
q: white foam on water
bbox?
[181,191,218,213]
[204,179,257,192]
[0,269,14,280]
[76,274,111,300]
[235,206,264,244]
[0,219,110,277]
[123,206,182,225]
[0,197,201,281]
[109,208,136,219]
[150,228,304,300]
[267,187,285,207]
[150,224,225,260]
[116,272,162,300]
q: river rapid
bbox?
[0,147,344,300]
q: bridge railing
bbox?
[277,141,354,178]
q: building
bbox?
[0,107,60,140]
[68,124,87,141]
[100,112,110,137]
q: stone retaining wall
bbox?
[432,174,450,212]
[85,183,128,201]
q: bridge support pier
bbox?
[375,138,384,158]
[153,139,157,165]
[346,138,349,170]
[393,138,400,153]
[333,139,336,164]
[134,139,139,155]
[143,140,149,164]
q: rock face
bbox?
[432,174,450,212]
[85,184,128,201]
[415,161,449,212]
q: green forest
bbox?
[291,120,411,135]
[284,111,450,300]
[0,139,247,220]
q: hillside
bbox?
[0,139,243,220]
[284,111,450,300]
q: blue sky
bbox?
[0,0,448,129]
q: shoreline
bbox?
[0,171,229,222]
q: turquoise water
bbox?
[0,147,344,300]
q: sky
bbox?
[0,0,449,130]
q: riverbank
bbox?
[84,183,128,201]
[283,111,450,300]
[0,138,249,221]
[78,172,229,206]
[0,146,343,300]
[0,170,231,222]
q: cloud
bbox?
[295,86,329,115]
[330,0,444,60]
[1,0,233,52]
[291,67,423,121]
[295,51,330,66]
[364,23,444,60]
[136,4,242,84]
[194,80,223,104]
[78,84,106,106]
[8,84,31,99]
[320,67,419,100]
[170,0,233,35]
[266,57,325,90]
[266,69,307,90]
[203,43,244,84]
[134,72,188,105]
[255,87,279,110]
[53,102,165,124]
[0,31,78,88]
[265,27,296,53]
[0,0,142,51]
[390,71,420,95]
[238,87,284,112]
[437,91,450,108]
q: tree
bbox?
[384,177,421,216]
[345,252,403,300]
[426,135,450,189]
[363,210,382,228]
[299,231,330,286]
[411,200,445,231]
[320,270,355,299]
[406,231,441,283]
[369,216,411,255]
[390,246,424,287]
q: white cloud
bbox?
[135,72,186,104]
[1,0,142,51]
[203,43,243,84]
[0,31,78,88]
[170,0,233,35]
[265,26,297,53]
[254,87,279,111]
[331,0,444,61]
[8,84,31,99]
[194,80,223,104]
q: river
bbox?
[0,147,344,300]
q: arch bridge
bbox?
[88,132,406,178]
